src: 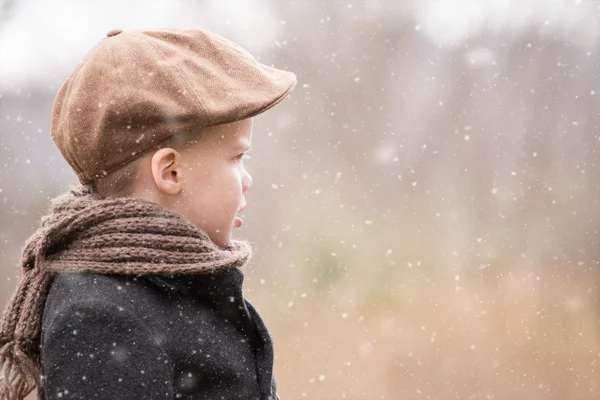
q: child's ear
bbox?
[151,148,183,195]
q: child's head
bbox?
[50,28,295,248]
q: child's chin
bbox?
[214,236,231,250]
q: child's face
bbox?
[137,118,253,249]
[180,118,253,248]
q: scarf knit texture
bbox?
[0,184,252,400]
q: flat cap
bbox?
[51,28,297,185]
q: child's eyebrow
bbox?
[234,143,252,151]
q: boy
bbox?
[0,27,296,400]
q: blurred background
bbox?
[1,0,600,399]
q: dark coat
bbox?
[37,267,279,400]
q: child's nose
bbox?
[242,172,253,193]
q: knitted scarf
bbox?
[0,184,252,400]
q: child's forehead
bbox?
[190,126,252,156]
[209,120,253,144]
[210,132,252,147]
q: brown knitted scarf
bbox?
[0,184,252,400]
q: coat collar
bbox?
[142,266,245,301]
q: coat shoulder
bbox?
[44,273,138,312]
[41,273,163,333]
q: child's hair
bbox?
[90,128,210,199]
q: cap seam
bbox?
[129,34,155,101]
[131,35,162,104]
[141,34,209,125]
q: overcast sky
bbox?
[0,0,596,94]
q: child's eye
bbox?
[236,153,251,161]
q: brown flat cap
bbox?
[51,28,297,185]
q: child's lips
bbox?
[234,216,243,228]
[235,204,245,228]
